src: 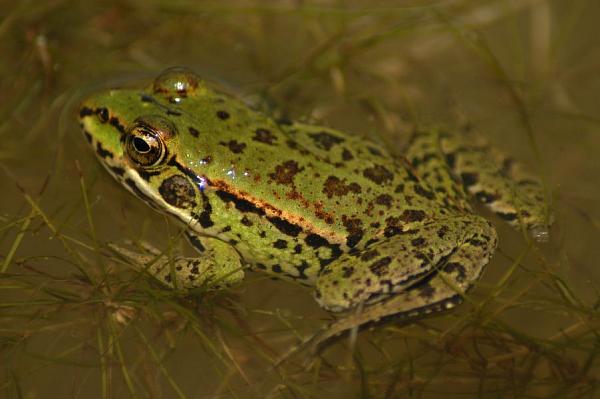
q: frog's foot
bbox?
[107,236,244,290]
[315,216,497,321]
[276,218,497,368]
[405,126,553,241]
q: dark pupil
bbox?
[132,136,151,153]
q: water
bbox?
[1,1,599,397]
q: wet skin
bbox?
[79,67,552,327]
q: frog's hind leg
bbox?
[406,127,552,241]
[306,217,498,355]
[315,216,497,314]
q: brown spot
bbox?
[367,146,383,157]
[216,110,230,120]
[341,148,354,161]
[322,176,361,198]
[363,165,394,185]
[411,237,426,247]
[308,131,344,150]
[313,201,335,225]
[241,216,253,226]
[369,257,392,276]
[269,160,304,186]
[286,139,309,155]
[188,126,199,137]
[253,128,277,144]
[201,155,212,164]
[375,194,393,208]
[383,216,402,237]
[399,209,426,223]
[444,262,467,283]
[461,172,479,187]
[219,140,246,154]
[342,266,355,278]
[342,216,364,248]
[414,185,435,200]
[437,225,448,238]
[418,283,435,299]
[360,249,380,262]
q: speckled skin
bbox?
[79,67,551,320]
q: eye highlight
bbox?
[124,115,177,168]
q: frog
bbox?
[79,66,552,339]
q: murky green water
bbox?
[1,1,599,397]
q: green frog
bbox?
[79,67,551,334]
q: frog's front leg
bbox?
[109,232,244,290]
[315,216,497,316]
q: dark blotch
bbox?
[240,216,253,226]
[188,126,200,137]
[414,185,435,200]
[96,142,113,159]
[159,175,197,209]
[322,176,361,198]
[308,131,344,150]
[305,233,329,248]
[253,128,277,145]
[216,110,230,120]
[341,148,354,161]
[79,107,93,118]
[215,190,266,216]
[109,117,126,134]
[375,194,393,208]
[367,146,383,157]
[342,216,364,248]
[269,160,303,186]
[399,209,426,223]
[363,165,394,185]
[369,257,392,277]
[273,239,288,249]
[411,237,426,247]
[342,266,355,278]
[360,249,380,262]
[195,192,214,228]
[444,262,467,283]
[461,172,479,187]
[220,140,247,154]
[267,216,302,237]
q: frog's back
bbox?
[172,89,451,250]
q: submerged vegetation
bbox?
[1,0,599,397]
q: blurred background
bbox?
[1,0,599,397]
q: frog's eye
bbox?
[125,127,165,167]
[153,66,202,98]
[125,115,176,168]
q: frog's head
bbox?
[79,67,212,217]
